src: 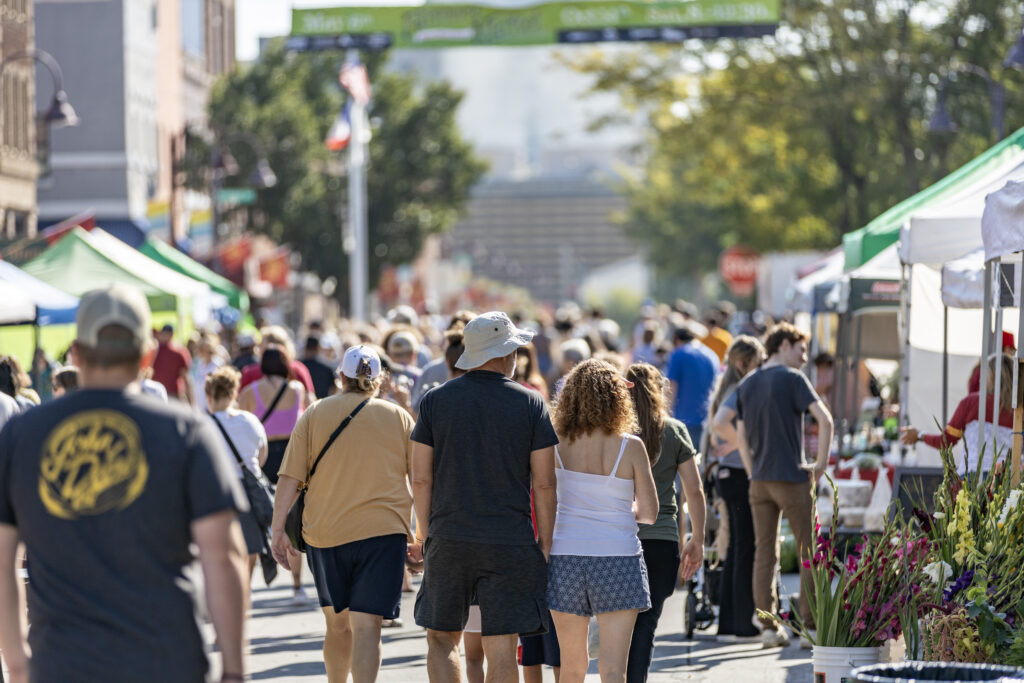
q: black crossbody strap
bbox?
[260,380,290,424]
[305,398,371,487]
[210,413,245,466]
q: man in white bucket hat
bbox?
[409,311,559,683]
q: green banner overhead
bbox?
[289,0,779,49]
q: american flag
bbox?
[339,58,372,105]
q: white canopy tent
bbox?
[0,281,38,326]
[979,180,1024,484]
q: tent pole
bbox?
[852,314,863,435]
[900,264,912,464]
[942,306,949,426]
[1014,257,1024,487]
[979,260,993,465]
[837,312,850,440]
[995,305,1005,464]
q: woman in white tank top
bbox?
[548,359,659,683]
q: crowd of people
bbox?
[0,290,836,683]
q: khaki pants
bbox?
[749,479,815,629]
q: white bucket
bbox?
[812,645,881,683]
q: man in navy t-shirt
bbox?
[0,285,249,683]
[666,322,720,449]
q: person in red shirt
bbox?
[902,354,1014,476]
[239,326,315,396]
[151,324,193,404]
[967,332,1015,393]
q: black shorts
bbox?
[262,439,288,484]
[520,613,560,667]
[414,537,548,637]
[307,534,407,618]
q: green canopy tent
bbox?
[140,237,249,315]
[843,127,1024,270]
[21,228,206,333]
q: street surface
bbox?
[237,571,812,682]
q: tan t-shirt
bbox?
[279,393,415,548]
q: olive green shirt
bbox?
[637,417,697,543]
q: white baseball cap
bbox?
[455,311,534,370]
[340,344,381,379]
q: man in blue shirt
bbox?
[666,322,720,449]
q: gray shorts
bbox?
[547,554,652,617]
[414,537,549,637]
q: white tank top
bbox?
[550,436,642,557]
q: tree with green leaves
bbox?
[566,0,1024,277]
[192,42,487,299]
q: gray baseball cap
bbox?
[76,284,152,352]
[455,311,534,370]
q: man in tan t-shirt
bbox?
[271,345,414,683]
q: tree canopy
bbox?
[566,0,1024,275]
[196,43,487,297]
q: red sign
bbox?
[719,245,760,296]
[259,249,291,288]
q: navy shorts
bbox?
[547,554,651,617]
[520,612,560,667]
[307,534,407,618]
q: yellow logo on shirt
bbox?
[38,411,149,519]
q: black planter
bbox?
[851,661,1024,683]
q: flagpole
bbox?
[346,49,369,322]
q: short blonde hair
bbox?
[205,366,241,402]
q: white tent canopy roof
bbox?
[849,242,901,280]
[789,248,844,312]
[982,180,1024,262]
[0,281,37,326]
[901,155,1024,266]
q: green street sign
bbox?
[290,0,778,49]
[216,188,257,205]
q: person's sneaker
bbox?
[761,627,791,649]
[800,630,817,650]
[750,615,765,634]
[290,587,312,606]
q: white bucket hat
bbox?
[455,311,535,370]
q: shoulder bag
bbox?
[211,413,275,529]
[285,398,370,553]
[260,380,290,423]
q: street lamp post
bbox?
[929,63,1005,140]
[0,48,80,174]
[207,130,277,258]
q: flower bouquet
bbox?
[909,447,1024,666]
[759,476,930,648]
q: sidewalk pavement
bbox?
[236,570,814,682]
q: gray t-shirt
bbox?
[735,365,819,483]
[0,389,246,683]
[411,370,559,545]
[716,389,744,470]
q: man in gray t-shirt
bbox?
[410,311,558,683]
[736,322,833,648]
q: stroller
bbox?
[679,460,724,639]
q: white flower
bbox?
[933,512,946,520]
[923,561,952,586]
[998,489,1023,527]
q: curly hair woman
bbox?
[549,359,658,683]
[624,362,707,683]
